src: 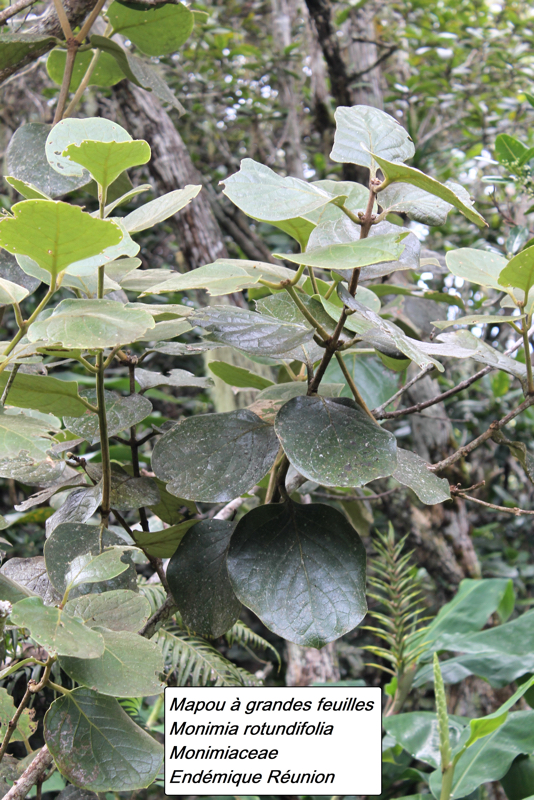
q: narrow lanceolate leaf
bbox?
[330,105,415,168]
[0,276,29,305]
[499,245,534,300]
[144,263,259,296]
[10,597,104,658]
[123,186,202,233]
[64,589,151,632]
[0,371,87,418]
[45,117,132,178]
[228,500,367,647]
[45,688,164,791]
[275,396,397,487]
[27,299,155,348]
[446,248,507,289]
[276,232,407,270]
[64,390,152,444]
[190,306,314,357]
[60,628,164,697]
[393,449,451,504]
[107,0,194,56]
[372,153,487,227]
[221,158,343,222]
[152,409,279,502]
[167,520,241,638]
[62,139,151,192]
[0,201,123,278]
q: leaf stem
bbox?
[0,364,20,406]
[53,42,79,125]
[284,284,330,340]
[334,351,376,422]
[307,265,319,294]
[75,0,107,42]
[523,313,534,394]
[0,277,58,373]
[63,47,101,118]
[0,686,31,763]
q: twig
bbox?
[140,595,177,639]
[52,42,78,124]
[373,364,434,415]
[0,686,30,762]
[348,46,397,82]
[75,0,106,42]
[3,745,53,800]
[454,491,534,516]
[0,364,20,406]
[314,488,399,502]
[214,496,246,520]
[51,0,73,39]
[0,0,36,25]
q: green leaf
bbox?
[152,409,279,502]
[63,139,150,193]
[0,556,55,604]
[249,381,343,423]
[10,597,105,658]
[227,500,367,647]
[5,175,50,200]
[499,245,534,301]
[432,314,521,329]
[123,186,202,233]
[446,248,507,289]
[0,276,29,305]
[0,572,33,605]
[330,105,415,168]
[208,361,274,390]
[276,232,408,270]
[0,407,56,461]
[495,134,528,169]
[64,589,150,632]
[190,306,314,357]
[44,522,137,597]
[221,158,343,222]
[393,449,451,504]
[45,484,102,537]
[133,519,198,558]
[167,520,241,638]
[108,0,194,55]
[0,33,58,71]
[155,625,246,686]
[0,687,38,742]
[89,35,144,86]
[384,712,467,770]
[45,117,133,178]
[148,479,196,525]
[0,201,123,279]
[372,154,486,227]
[275,396,397,487]
[135,367,213,391]
[428,712,534,799]
[44,688,163,791]
[145,263,258,297]
[60,627,164,697]
[323,353,399,409]
[501,754,534,800]
[28,298,155,348]
[123,51,186,112]
[63,389,152,444]
[5,123,89,198]
[0,371,87,418]
[47,47,124,90]
[379,181,463,226]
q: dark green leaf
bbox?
[168,519,241,637]
[107,0,194,55]
[47,47,125,90]
[64,390,152,444]
[148,478,197,525]
[64,589,150,632]
[45,688,163,791]
[228,500,367,647]
[0,33,58,72]
[0,371,87,417]
[152,409,279,502]
[323,353,398,409]
[275,396,397,487]
[133,519,198,558]
[208,361,274,390]
[384,711,467,769]
[10,597,105,658]
[1,556,59,605]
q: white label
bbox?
[165,686,382,795]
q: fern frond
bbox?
[119,697,145,728]
[156,625,245,687]
[225,620,281,669]
[138,581,167,616]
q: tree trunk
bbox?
[285,641,340,686]
[272,0,305,178]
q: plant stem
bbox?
[75,0,107,42]
[0,685,31,762]
[0,277,58,372]
[53,42,79,124]
[284,284,331,339]
[523,314,534,394]
[128,358,150,532]
[334,351,376,422]
[0,364,20,406]
[96,353,111,527]
[52,0,73,38]
[308,265,319,294]
[3,745,54,800]
[63,47,100,118]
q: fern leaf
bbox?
[156,625,246,687]
[225,620,281,668]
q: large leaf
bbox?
[27,299,154,348]
[384,711,467,770]
[10,597,105,658]
[47,47,124,90]
[107,0,194,55]
[190,306,314,357]
[379,182,461,226]
[221,158,342,222]
[330,105,415,169]
[499,245,534,300]
[0,371,87,418]
[227,500,367,647]
[0,571,35,605]
[0,201,123,278]
[167,520,241,638]
[45,117,131,178]
[277,232,407,270]
[44,688,163,791]
[123,186,202,233]
[446,248,507,289]
[63,390,152,444]
[428,712,534,799]
[0,33,58,71]
[135,367,212,391]
[393,449,451,504]
[1,556,59,605]
[0,687,38,742]
[63,139,150,193]
[275,396,397,488]
[64,589,150,632]
[146,263,258,297]
[250,381,343,423]
[5,123,89,197]
[152,409,279,502]
[45,484,102,537]
[60,627,164,697]
[372,153,486,227]
[44,523,136,597]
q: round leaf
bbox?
[227,500,367,647]
[63,390,152,444]
[44,688,164,791]
[107,1,194,56]
[275,396,398,487]
[330,105,415,168]
[167,519,241,638]
[46,117,132,178]
[46,47,125,90]
[0,201,123,278]
[499,245,534,301]
[152,409,279,502]
[64,589,150,632]
[63,139,150,192]
[446,248,507,289]
[10,597,105,658]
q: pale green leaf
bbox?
[446,248,507,289]
[123,185,202,233]
[330,105,415,168]
[63,139,150,192]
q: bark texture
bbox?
[285,641,340,686]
